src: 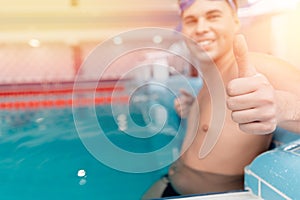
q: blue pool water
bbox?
[0,78,196,200]
[0,105,183,200]
[0,76,202,200]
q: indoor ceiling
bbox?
[0,0,179,42]
[0,0,298,43]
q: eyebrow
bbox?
[183,9,223,19]
[206,9,223,15]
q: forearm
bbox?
[276,90,300,133]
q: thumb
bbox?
[233,34,257,77]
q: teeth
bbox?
[198,40,212,46]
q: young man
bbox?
[143,0,300,198]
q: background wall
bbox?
[271,5,300,68]
[0,0,299,84]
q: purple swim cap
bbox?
[178,0,237,13]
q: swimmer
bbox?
[142,0,300,199]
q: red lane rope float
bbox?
[0,86,125,97]
[0,96,130,110]
[0,81,130,110]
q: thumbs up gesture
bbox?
[226,35,277,134]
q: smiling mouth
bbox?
[197,40,214,49]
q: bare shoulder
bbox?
[248,52,296,71]
[248,52,300,90]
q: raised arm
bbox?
[227,35,300,134]
[251,53,300,133]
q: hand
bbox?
[226,35,277,134]
[174,89,195,118]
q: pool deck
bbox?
[161,191,261,200]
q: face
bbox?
[181,0,240,63]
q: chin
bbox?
[194,52,213,63]
[200,51,218,62]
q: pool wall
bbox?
[245,128,300,200]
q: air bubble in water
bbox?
[79,178,87,186]
[77,169,86,177]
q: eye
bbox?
[183,17,197,25]
[207,14,221,21]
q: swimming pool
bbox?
[0,77,200,200]
[1,76,300,200]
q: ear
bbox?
[233,14,241,33]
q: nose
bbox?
[195,18,209,34]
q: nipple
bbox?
[202,124,209,132]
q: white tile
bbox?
[167,191,262,200]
